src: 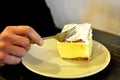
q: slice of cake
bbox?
[57,23,93,60]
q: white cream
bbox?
[61,23,92,42]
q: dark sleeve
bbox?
[0,0,61,37]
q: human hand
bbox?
[0,26,43,65]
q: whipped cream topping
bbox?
[61,23,92,42]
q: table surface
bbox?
[0,29,120,80]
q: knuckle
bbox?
[0,34,12,42]
[5,26,14,31]
[22,26,33,34]
[5,26,11,30]
[2,35,11,41]
[0,42,8,50]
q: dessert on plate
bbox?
[56,23,93,60]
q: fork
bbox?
[53,26,76,41]
[65,26,76,39]
[31,26,76,43]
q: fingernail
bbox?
[39,38,43,45]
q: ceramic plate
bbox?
[22,38,111,79]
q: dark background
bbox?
[0,0,60,37]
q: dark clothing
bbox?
[0,0,60,37]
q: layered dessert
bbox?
[57,23,93,60]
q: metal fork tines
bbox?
[65,26,76,39]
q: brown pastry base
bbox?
[62,57,89,61]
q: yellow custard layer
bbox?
[57,38,93,60]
